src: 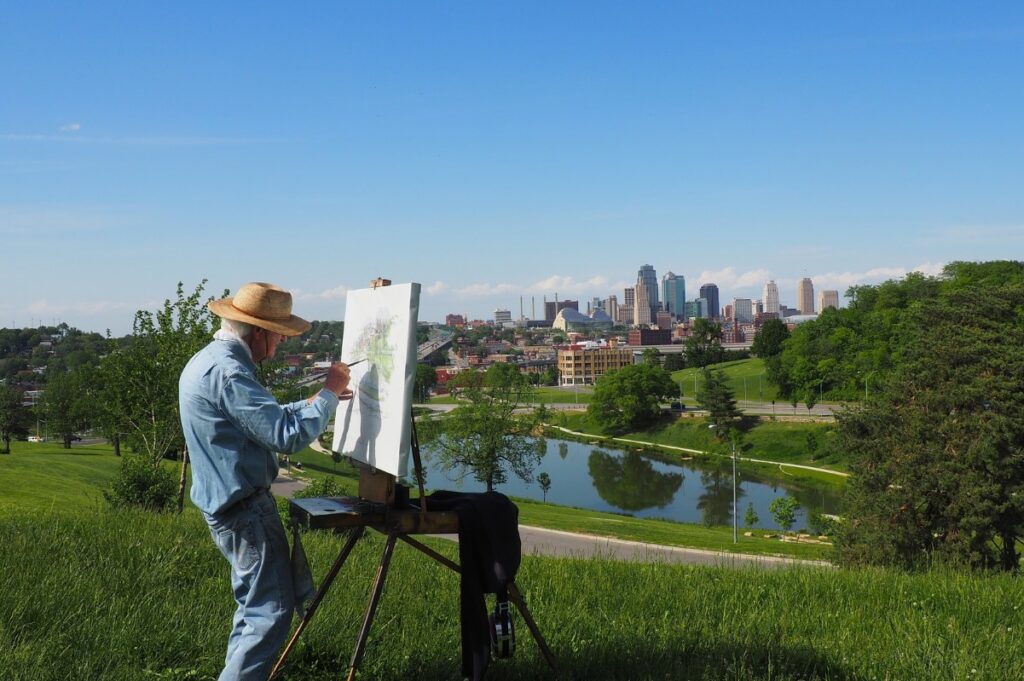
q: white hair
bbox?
[219,318,253,339]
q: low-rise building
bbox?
[557,345,634,386]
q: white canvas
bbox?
[332,283,420,477]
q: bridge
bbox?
[295,328,453,388]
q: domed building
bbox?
[552,307,614,332]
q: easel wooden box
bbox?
[270,278,557,680]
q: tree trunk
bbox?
[487,475,494,492]
[1,435,9,454]
[1000,528,1019,572]
[177,445,190,514]
[112,434,121,457]
[64,434,72,449]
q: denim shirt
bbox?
[179,338,339,516]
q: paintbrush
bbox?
[345,358,368,367]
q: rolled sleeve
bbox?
[220,371,335,454]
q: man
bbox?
[179,282,351,680]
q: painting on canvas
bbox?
[332,283,420,477]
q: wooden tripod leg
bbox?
[346,531,399,681]
[270,526,364,680]
[509,582,558,672]
[398,534,459,572]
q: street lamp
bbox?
[708,424,738,544]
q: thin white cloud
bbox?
[695,267,772,289]
[0,133,267,145]
[296,284,350,301]
[453,282,520,297]
[808,263,947,291]
[27,299,137,316]
[426,281,447,295]
[59,123,81,132]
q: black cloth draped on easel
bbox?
[419,491,521,681]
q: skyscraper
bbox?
[797,278,815,314]
[763,280,780,315]
[732,298,753,323]
[699,283,720,319]
[624,287,635,308]
[633,279,652,326]
[661,271,686,320]
[638,264,659,320]
[819,290,839,311]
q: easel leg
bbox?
[398,535,559,673]
[270,527,365,680]
[509,583,558,672]
[346,531,399,681]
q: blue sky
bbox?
[2,2,1022,334]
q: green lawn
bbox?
[673,357,780,404]
[2,509,1022,680]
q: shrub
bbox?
[103,455,177,512]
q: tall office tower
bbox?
[624,286,635,308]
[661,271,686,320]
[605,295,618,322]
[797,278,815,314]
[494,309,512,325]
[633,280,652,326]
[819,290,839,311]
[592,297,602,313]
[699,283,720,319]
[638,264,659,320]
[733,298,753,323]
[763,280,780,315]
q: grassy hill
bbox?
[673,357,781,404]
[2,441,1023,679]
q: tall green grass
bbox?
[2,509,1022,680]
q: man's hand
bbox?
[324,362,352,399]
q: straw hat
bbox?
[208,282,311,336]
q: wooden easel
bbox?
[269,278,557,681]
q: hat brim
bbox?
[209,298,311,337]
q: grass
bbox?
[673,357,780,404]
[554,411,849,478]
[2,508,1023,680]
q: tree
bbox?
[588,450,682,511]
[744,502,760,529]
[751,318,790,359]
[41,369,92,448]
[587,364,678,433]
[0,386,31,453]
[663,352,685,372]
[835,283,1024,571]
[642,348,662,367]
[684,318,724,369]
[422,366,542,491]
[414,363,437,402]
[696,368,741,431]
[769,496,799,534]
[537,471,551,502]
[100,281,220,463]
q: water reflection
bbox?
[587,450,683,511]
[696,469,744,527]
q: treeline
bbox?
[0,325,109,382]
[762,261,1024,403]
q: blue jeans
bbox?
[205,490,309,681]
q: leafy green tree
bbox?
[557,442,569,459]
[696,368,741,431]
[835,283,1024,571]
[805,432,819,457]
[414,363,437,402]
[540,364,559,386]
[744,502,760,528]
[422,367,541,491]
[769,496,799,534]
[103,455,177,512]
[41,369,93,448]
[537,471,551,502]
[663,352,685,372]
[750,318,790,358]
[685,318,724,369]
[100,281,220,463]
[0,386,31,453]
[587,364,677,432]
[642,348,662,367]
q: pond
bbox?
[419,437,842,532]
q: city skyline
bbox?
[2,4,1021,333]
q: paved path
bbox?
[270,470,824,568]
